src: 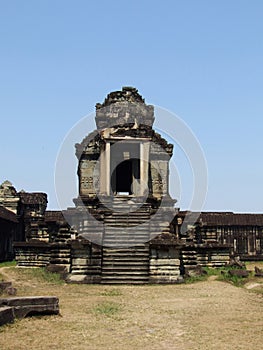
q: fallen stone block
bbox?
[228,269,249,278]
[0,306,15,326]
[0,282,12,294]
[254,266,263,277]
[5,287,17,296]
[0,296,59,319]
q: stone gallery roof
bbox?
[19,192,47,205]
[200,212,263,226]
[179,211,263,227]
[0,206,18,223]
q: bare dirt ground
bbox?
[0,265,262,350]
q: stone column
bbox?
[99,142,111,195]
[105,142,111,195]
[140,142,149,196]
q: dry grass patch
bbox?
[0,266,262,350]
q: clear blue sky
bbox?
[1,0,262,212]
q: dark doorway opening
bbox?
[115,160,132,194]
[110,142,141,195]
[111,158,140,195]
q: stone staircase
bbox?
[101,197,151,284]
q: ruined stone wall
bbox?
[14,242,51,267]
[181,244,231,272]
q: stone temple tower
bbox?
[13,87,235,283]
[66,87,178,283]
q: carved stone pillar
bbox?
[140,142,150,196]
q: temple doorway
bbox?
[110,142,140,195]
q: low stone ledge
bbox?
[0,296,59,319]
[66,274,101,284]
[149,276,183,284]
[14,241,51,248]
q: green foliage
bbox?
[94,302,120,316]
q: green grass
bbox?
[25,268,64,284]
[94,301,121,316]
[202,267,222,276]
[202,266,250,287]
[100,289,122,297]
[184,274,208,284]
[217,271,249,287]
[184,266,249,286]
[184,266,218,284]
[0,260,17,268]
[0,261,17,281]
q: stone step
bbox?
[103,238,149,242]
[101,229,150,283]
[102,259,148,264]
[101,280,148,285]
[102,242,149,246]
[104,227,149,231]
[102,267,148,273]
[103,240,148,249]
[103,237,149,241]
[103,259,148,265]
[103,234,149,239]
[103,248,149,254]
[104,221,150,226]
[107,211,150,215]
[103,245,149,249]
[107,216,150,220]
[104,222,150,226]
[102,256,149,262]
[102,271,149,280]
[106,212,150,216]
[103,235,149,240]
[101,275,149,281]
[101,275,149,280]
